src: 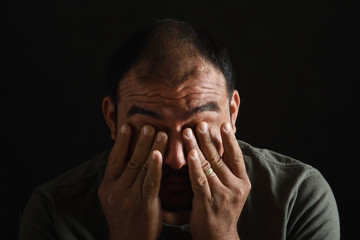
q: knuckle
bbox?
[222,189,242,206]
[233,180,251,198]
[97,183,110,199]
[204,135,213,148]
[232,187,245,200]
[201,160,211,171]
[208,153,223,168]
[194,176,208,190]
[219,191,230,202]
[106,154,119,168]
[144,175,155,187]
[126,155,143,171]
[97,185,117,206]
[232,150,243,161]
[99,191,116,205]
[138,163,149,178]
[141,162,149,173]
[106,194,116,205]
[244,179,252,192]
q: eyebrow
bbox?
[127,105,162,119]
[187,101,220,117]
[127,101,220,119]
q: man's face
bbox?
[112,59,238,211]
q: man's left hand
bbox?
[182,122,251,240]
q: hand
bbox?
[182,122,251,240]
[97,124,168,240]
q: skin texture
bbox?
[98,58,251,240]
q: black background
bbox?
[1,0,358,239]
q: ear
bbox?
[102,96,117,140]
[230,90,240,133]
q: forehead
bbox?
[118,59,228,111]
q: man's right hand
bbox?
[98,124,168,240]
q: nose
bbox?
[163,135,187,170]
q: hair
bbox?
[107,19,236,103]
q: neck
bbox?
[162,210,191,226]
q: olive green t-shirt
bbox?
[19,141,340,239]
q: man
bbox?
[19,19,340,239]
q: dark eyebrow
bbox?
[187,101,220,117]
[127,101,220,119]
[127,105,162,119]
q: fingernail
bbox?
[142,125,151,136]
[120,124,128,134]
[223,123,231,133]
[184,129,194,139]
[198,122,208,134]
[152,150,160,160]
[156,132,166,142]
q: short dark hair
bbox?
[107,19,236,103]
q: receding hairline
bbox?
[119,55,228,94]
[107,19,236,103]
[130,22,211,86]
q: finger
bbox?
[103,123,131,182]
[221,122,248,179]
[134,131,168,189]
[182,127,199,153]
[182,128,212,173]
[120,125,156,188]
[185,129,224,195]
[151,131,168,160]
[195,122,232,183]
[142,150,163,199]
[188,149,211,198]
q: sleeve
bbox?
[286,168,340,240]
[19,186,58,240]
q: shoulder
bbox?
[238,140,335,200]
[239,140,309,168]
[238,140,313,184]
[238,140,340,239]
[20,150,111,239]
[38,149,110,194]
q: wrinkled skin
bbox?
[98,59,251,240]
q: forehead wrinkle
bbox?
[123,83,220,100]
[136,92,216,101]
[124,88,221,109]
[118,62,227,107]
